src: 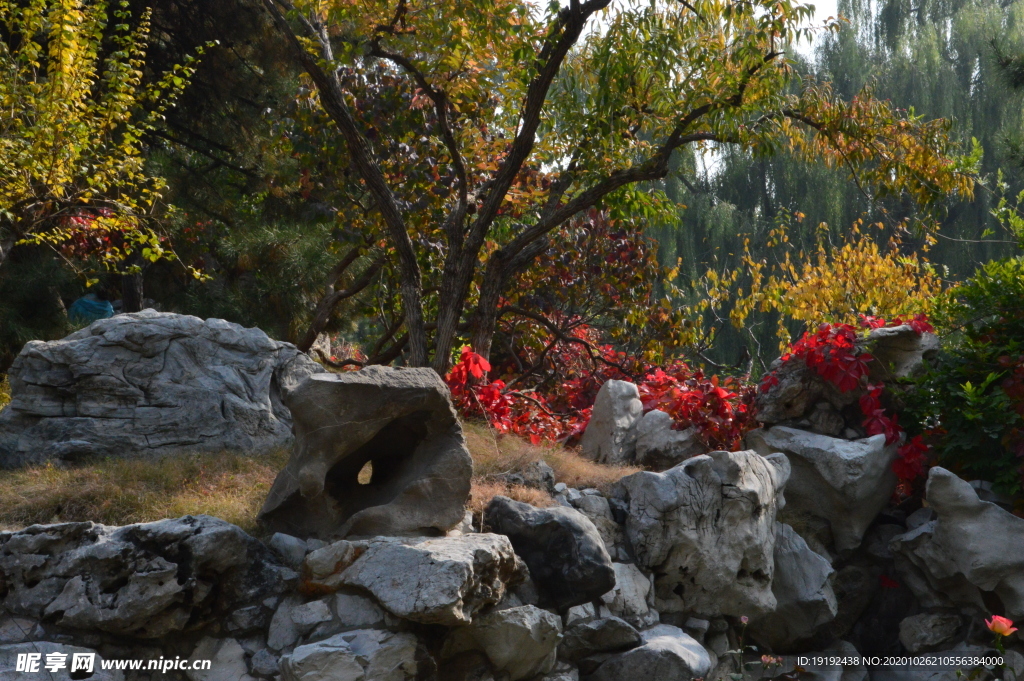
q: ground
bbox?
[0,418,636,534]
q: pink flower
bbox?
[987,616,1018,637]
[740,615,749,625]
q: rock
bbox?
[0,641,123,681]
[333,591,388,630]
[586,624,712,680]
[0,618,34,643]
[599,562,659,629]
[437,652,497,681]
[611,449,791,618]
[754,351,858,426]
[568,493,627,561]
[443,605,563,681]
[634,410,707,470]
[898,613,961,653]
[497,461,557,494]
[484,496,615,611]
[188,637,255,681]
[558,616,642,662]
[0,310,323,466]
[564,603,597,626]
[906,507,936,531]
[815,565,879,643]
[0,515,289,639]
[269,533,308,568]
[268,596,302,651]
[259,365,473,540]
[250,649,279,677]
[335,534,526,626]
[749,523,838,652]
[580,380,644,464]
[865,524,905,561]
[747,426,897,552]
[865,324,939,382]
[541,661,580,681]
[290,600,332,633]
[890,467,1024,619]
[279,630,426,681]
[808,402,846,437]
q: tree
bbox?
[252,0,974,373]
[0,0,200,286]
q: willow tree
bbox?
[259,0,975,372]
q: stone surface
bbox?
[747,426,897,552]
[484,496,615,611]
[568,493,626,561]
[496,461,557,494]
[443,605,563,681]
[269,533,308,568]
[580,380,644,464]
[634,409,706,470]
[333,591,388,630]
[898,613,961,653]
[279,629,425,681]
[334,534,526,626]
[187,637,254,681]
[599,562,659,629]
[290,600,332,633]
[890,467,1024,619]
[268,595,302,651]
[586,624,712,680]
[558,616,641,662]
[865,325,940,382]
[259,365,473,540]
[0,641,123,681]
[748,523,838,652]
[611,449,791,618]
[0,618,34,643]
[0,310,322,466]
[0,515,289,639]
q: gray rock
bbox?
[634,410,707,470]
[0,310,322,466]
[747,426,897,552]
[336,534,526,626]
[259,365,473,540]
[228,605,269,634]
[905,507,936,531]
[0,618,33,644]
[611,449,791,618]
[580,380,644,464]
[558,616,641,662]
[587,624,712,680]
[865,325,939,381]
[290,600,332,633]
[267,596,302,651]
[0,516,288,640]
[443,605,563,681]
[898,613,961,653]
[187,637,255,681]
[599,562,659,629]
[279,629,425,681]
[569,494,626,562]
[0,641,123,681]
[269,533,308,568]
[890,467,1024,619]
[497,460,557,494]
[541,661,580,681]
[564,603,597,626]
[749,522,838,652]
[484,496,615,611]
[333,591,387,630]
[250,649,279,677]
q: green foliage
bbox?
[904,257,1024,494]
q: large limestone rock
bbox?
[634,409,707,470]
[599,562,659,629]
[484,496,615,611]
[558,616,641,663]
[259,365,473,539]
[747,426,897,552]
[611,450,791,618]
[587,624,712,681]
[279,630,427,681]
[0,642,123,681]
[304,534,526,626]
[748,523,838,652]
[442,605,563,681]
[0,310,322,466]
[890,467,1024,619]
[0,516,290,639]
[580,380,644,464]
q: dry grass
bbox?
[463,419,639,512]
[0,375,9,411]
[0,450,288,535]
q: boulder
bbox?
[326,534,526,626]
[747,426,897,552]
[748,523,838,652]
[443,605,563,681]
[599,562,659,629]
[0,515,289,639]
[259,365,473,540]
[333,591,388,630]
[484,496,615,611]
[496,461,557,494]
[279,630,426,681]
[586,624,712,680]
[865,324,940,382]
[580,380,643,464]
[898,613,961,653]
[558,616,641,662]
[890,467,1024,619]
[187,637,255,681]
[0,310,322,466]
[611,450,791,618]
[634,410,707,470]
[0,641,123,681]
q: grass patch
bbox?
[0,375,9,411]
